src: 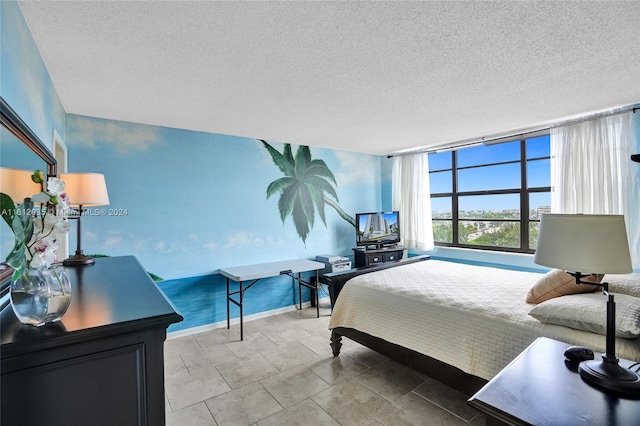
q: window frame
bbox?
[429,134,550,254]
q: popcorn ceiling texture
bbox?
[18,1,640,155]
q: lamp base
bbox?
[63,253,95,266]
[579,359,640,396]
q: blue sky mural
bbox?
[0,1,65,148]
[65,115,382,280]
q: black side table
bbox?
[468,337,640,426]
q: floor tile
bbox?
[298,333,335,357]
[165,334,201,356]
[225,332,278,358]
[180,344,238,372]
[166,402,216,426]
[339,342,388,367]
[468,412,488,426]
[261,340,321,371]
[205,382,282,426]
[166,309,488,425]
[356,360,425,402]
[256,398,340,426]
[312,379,395,426]
[373,391,467,425]
[359,419,385,426]
[193,326,242,347]
[260,364,330,407]
[216,352,279,389]
[306,353,369,385]
[164,351,188,379]
[262,327,312,345]
[232,318,280,337]
[414,376,480,422]
[165,364,231,411]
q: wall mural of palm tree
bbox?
[261,140,356,244]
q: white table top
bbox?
[219,259,325,282]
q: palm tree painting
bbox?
[261,140,355,244]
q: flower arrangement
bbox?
[0,170,71,280]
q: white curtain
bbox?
[550,111,639,267]
[392,153,434,251]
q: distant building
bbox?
[537,206,551,218]
[363,213,390,238]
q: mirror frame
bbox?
[0,96,57,289]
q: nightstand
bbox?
[468,337,640,426]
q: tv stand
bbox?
[352,246,404,268]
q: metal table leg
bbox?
[226,277,230,330]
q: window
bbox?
[429,134,550,253]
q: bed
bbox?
[327,258,640,395]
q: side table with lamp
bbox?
[533,213,640,395]
[469,213,640,425]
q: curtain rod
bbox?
[387,104,639,158]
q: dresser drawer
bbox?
[383,252,400,262]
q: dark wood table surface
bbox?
[468,337,640,426]
[1,255,182,350]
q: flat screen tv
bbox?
[356,211,401,248]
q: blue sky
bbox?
[429,136,550,211]
[64,115,384,279]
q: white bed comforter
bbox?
[328,260,640,380]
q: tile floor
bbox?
[164,304,487,426]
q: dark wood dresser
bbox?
[0,256,183,426]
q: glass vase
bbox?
[10,265,72,326]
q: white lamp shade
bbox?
[534,214,632,274]
[0,167,42,203]
[60,173,110,206]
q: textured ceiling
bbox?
[18,1,640,155]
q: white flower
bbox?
[28,233,61,268]
[51,214,71,234]
[2,170,72,274]
[57,192,71,215]
[29,252,46,269]
[47,177,66,196]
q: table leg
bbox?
[298,273,302,310]
[315,270,319,318]
[226,277,230,330]
[239,280,244,341]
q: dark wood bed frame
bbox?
[321,255,488,396]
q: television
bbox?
[356,211,401,249]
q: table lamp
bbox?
[0,167,42,202]
[534,213,640,395]
[60,173,109,266]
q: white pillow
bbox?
[606,273,640,298]
[528,293,640,339]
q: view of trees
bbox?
[428,135,550,252]
[433,210,542,249]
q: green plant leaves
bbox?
[1,193,34,280]
[0,193,16,229]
